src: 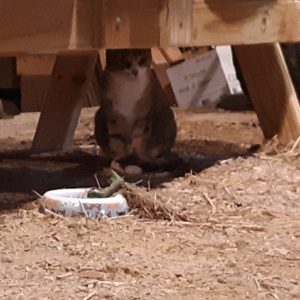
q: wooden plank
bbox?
[85,54,102,107]
[21,72,102,113]
[21,75,50,112]
[99,49,106,69]
[160,0,300,47]
[99,0,161,48]
[160,0,193,46]
[31,51,98,152]
[17,54,55,112]
[20,53,102,112]
[0,0,96,54]
[151,48,177,106]
[17,55,55,75]
[234,43,300,144]
[68,0,96,49]
[159,48,184,64]
[0,1,299,52]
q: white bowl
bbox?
[43,188,128,218]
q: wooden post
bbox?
[31,51,98,152]
[233,43,300,145]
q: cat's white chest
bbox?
[109,72,149,121]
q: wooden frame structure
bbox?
[1,0,300,150]
[0,0,299,53]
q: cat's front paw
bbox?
[124,165,143,175]
[110,160,143,175]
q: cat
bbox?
[94,49,177,174]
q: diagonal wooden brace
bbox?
[234,43,300,145]
[31,51,98,152]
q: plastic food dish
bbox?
[43,188,129,218]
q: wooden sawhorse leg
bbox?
[31,51,98,152]
[233,43,300,145]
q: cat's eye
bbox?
[138,56,148,66]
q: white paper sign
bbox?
[167,47,242,109]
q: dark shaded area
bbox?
[281,43,300,98]
[231,48,251,104]
[0,150,107,208]
[0,138,257,210]
[217,94,253,112]
[0,88,21,117]
[0,88,21,103]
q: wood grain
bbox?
[161,0,300,47]
[234,43,300,144]
[0,0,299,53]
[31,51,98,152]
[17,55,55,76]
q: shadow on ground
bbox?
[0,139,257,210]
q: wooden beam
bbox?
[160,0,300,47]
[20,53,103,112]
[234,43,300,144]
[151,48,177,106]
[21,75,50,112]
[159,48,184,64]
[0,0,96,55]
[31,51,98,152]
[0,1,299,53]
[98,0,162,49]
[102,0,300,48]
[17,55,55,76]
[84,55,103,107]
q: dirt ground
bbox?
[0,108,300,300]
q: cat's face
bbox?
[106,49,152,78]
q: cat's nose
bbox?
[131,69,139,76]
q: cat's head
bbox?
[105,49,152,77]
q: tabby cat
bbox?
[94,49,177,174]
